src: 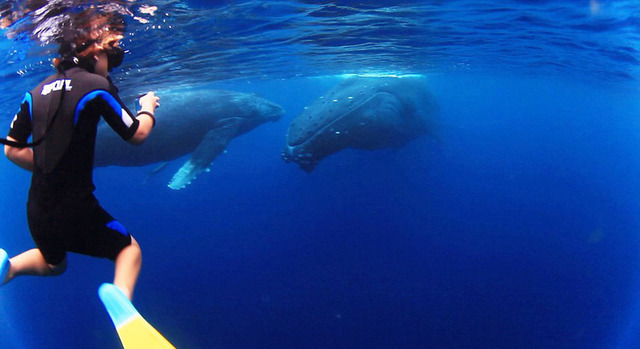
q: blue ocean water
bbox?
[0,1,640,348]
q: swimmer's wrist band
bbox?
[136,111,156,127]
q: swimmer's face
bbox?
[92,39,123,77]
[94,51,109,77]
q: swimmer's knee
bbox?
[130,235,140,248]
[128,236,141,255]
[48,258,67,276]
[115,236,141,260]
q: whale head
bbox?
[282,77,436,171]
[230,92,285,123]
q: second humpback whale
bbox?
[95,88,284,189]
[282,76,437,171]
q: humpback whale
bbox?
[95,89,284,189]
[282,76,437,171]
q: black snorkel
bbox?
[56,35,100,74]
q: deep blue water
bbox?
[1,1,640,348]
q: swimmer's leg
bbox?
[2,248,66,285]
[113,236,141,301]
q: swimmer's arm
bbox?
[4,136,33,172]
[128,92,159,145]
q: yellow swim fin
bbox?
[98,283,176,349]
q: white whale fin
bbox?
[168,117,243,190]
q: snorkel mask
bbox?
[105,45,124,72]
[56,39,125,73]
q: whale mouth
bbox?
[281,146,318,172]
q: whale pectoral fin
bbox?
[168,118,243,190]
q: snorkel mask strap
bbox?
[56,29,98,73]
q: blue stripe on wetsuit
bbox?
[22,92,33,122]
[75,90,129,126]
[106,220,128,237]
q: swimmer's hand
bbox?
[139,92,160,113]
[130,92,158,144]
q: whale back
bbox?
[94,89,284,167]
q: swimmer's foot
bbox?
[0,249,9,285]
[99,283,176,348]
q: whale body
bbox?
[95,89,284,189]
[282,76,437,171]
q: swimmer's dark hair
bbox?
[53,10,126,73]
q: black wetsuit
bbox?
[8,66,140,265]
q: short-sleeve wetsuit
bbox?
[8,66,140,266]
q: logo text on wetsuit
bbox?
[41,79,73,95]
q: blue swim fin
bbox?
[0,249,9,285]
[98,283,176,349]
